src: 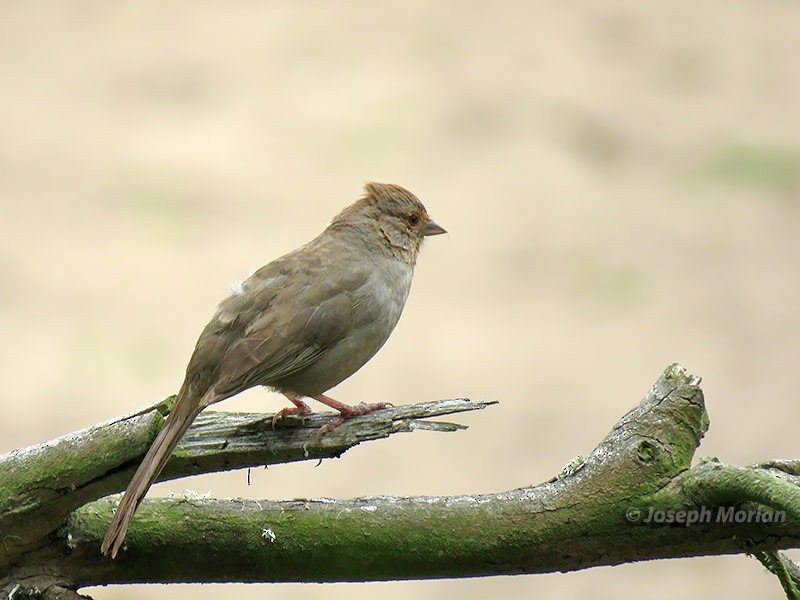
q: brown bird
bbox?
[100,182,445,558]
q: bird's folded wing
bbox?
[213,273,363,395]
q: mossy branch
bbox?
[0,397,491,563]
[2,365,800,598]
[752,551,800,600]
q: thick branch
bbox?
[4,364,800,595]
[59,482,800,586]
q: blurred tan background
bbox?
[2,2,800,599]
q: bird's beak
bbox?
[423,219,447,237]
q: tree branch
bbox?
[0,397,493,592]
[2,364,800,597]
[751,550,800,600]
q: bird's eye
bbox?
[406,214,420,226]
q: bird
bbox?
[100,182,446,558]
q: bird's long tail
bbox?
[100,391,206,558]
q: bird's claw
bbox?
[272,402,313,429]
[315,402,389,438]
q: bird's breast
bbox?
[358,257,413,328]
[273,256,414,395]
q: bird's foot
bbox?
[272,397,313,428]
[314,400,391,437]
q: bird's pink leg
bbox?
[272,393,314,427]
[310,393,389,435]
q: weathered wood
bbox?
[0,398,493,569]
[3,366,800,598]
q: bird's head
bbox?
[330,182,446,263]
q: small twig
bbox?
[757,461,800,477]
[751,550,800,600]
[678,464,800,522]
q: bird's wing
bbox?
[210,250,370,395]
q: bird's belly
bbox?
[274,260,412,396]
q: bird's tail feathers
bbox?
[100,391,206,558]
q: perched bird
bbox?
[101,182,445,558]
